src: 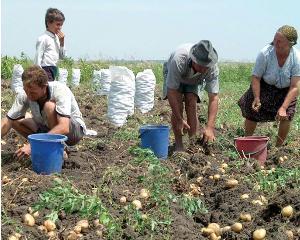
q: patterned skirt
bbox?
[238,79,297,122]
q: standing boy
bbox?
[34,8,66,81]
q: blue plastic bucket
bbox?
[139,125,169,159]
[28,133,68,174]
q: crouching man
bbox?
[1,65,86,158]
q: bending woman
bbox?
[238,25,300,146]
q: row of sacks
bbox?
[10,64,82,94]
[106,66,156,127]
[57,66,156,126]
[10,64,156,127]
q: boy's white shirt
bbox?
[34,30,66,67]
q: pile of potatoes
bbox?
[18,206,107,239]
[200,204,297,239]
[119,188,151,210]
[201,222,267,240]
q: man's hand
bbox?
[15,143,31,160]
[252,98,261,112]
[202,126,215,143]
[57,30,65,46]
[276,106,288,121]
[175,119,190,136]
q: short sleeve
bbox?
[34,36,46,66]
[205,65,219,93]
[166,58,183,90]
[252,51,267,78]
[291,49,300,77]
[53,85,71,117]
[7,92,29,119]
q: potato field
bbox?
[1,56,300,240]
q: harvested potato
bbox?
[132,199,142,210]
[225,179,238,188]
[76,220,89,232]
[21,178,28,182]
[281,205,293,218]
[231,222,243,233]
[23,213,35,226]
[221,163,228,169]
[213,174,221,180]
[258,195,268,204]
[253,228,266,240]
[140,188,150,199]
[240,194,249,200]
[37,225,48,233]
[67,231,78,240]
[240,213,252,222]
[2,176,11,184]
[14,233,21,239]
[27,207,33,214]
[196,176,203,183]
[73,225,82,234]
[207,223,221,236]
[285,230,293,240]
[201,227,214,236]
[47,231,56,238]
[33,211,39,218]
[96,230,103,237]
[8,235,18,240]
[120,196,127,203]
[220,226,231,234]
[44,219,56,232]
[252,200,263,206]
[93,219,100,227]
[209,233,221,240]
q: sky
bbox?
[1,0,300,62]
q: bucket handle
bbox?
[234,140,268,157]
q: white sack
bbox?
[71,68,81,86]
[99,69,111,95]
[11,64,24,94]
[135,69,156,113]
[92,70,102,95]
[107,66,135,127]
[58,68,68,85]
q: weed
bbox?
[127,146,174,235]
[32,178,121,238]
[1,210,23,233]
[179,195,208,216]
[82,138,107,151]
[245,167,300,192]
[113,127,139,141]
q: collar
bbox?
[45,30,56,38]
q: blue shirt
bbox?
[252,45,300,88]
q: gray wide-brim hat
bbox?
[189,40,218,67]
